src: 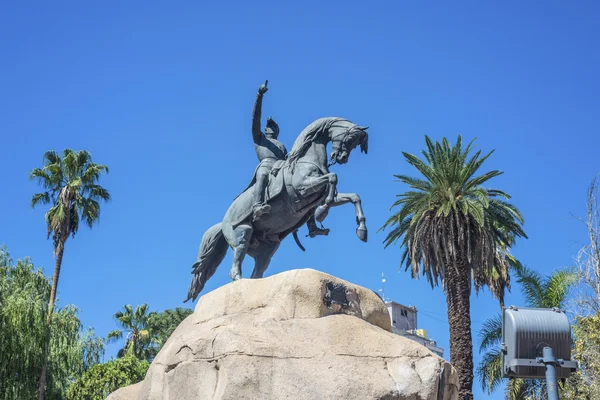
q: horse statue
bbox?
[184,117,369,302]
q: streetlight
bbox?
[501,306,578,400]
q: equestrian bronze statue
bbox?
[185,82,369,302]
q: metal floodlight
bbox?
[502,306,578,400]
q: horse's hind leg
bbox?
[250,240,280,279]
[225,224,253,281]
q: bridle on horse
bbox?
[328,127,362,168]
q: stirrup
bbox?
[307,228,330,238]
[307,222,330,238]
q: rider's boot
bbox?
[252,171,271,221]
[306,216,330,238]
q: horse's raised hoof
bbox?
[356,227,368,242]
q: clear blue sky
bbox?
[1,1,599,398]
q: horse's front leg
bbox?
[315,192,367,242]
[297,172,337,223]
[294,168,338,229]
[297,172,338,199]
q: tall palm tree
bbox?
[477,264,578,398]
[107,304,156,361]
[30,149,110,399]
[380,136,526,399]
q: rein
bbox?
[328,127,355,168]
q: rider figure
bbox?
[251,80,286,220]
[251,81,329,237]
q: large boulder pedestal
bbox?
[108,269,458,400]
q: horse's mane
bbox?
[287,117,351,166]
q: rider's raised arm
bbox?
[252,81,268,144]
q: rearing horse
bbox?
[185,117,369,302]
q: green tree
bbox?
[30,149,110,399]
[107,304,156,360]
[476,264,577,398]
[147,307,193,351]
[380,136,526,399]
[562,176,600,398]
[562,314,600,399]
[66,354,149,400]
[0,246,104,400]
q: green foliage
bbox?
[379,135,526,293]
[66,354,149,400]
[561,314,600,399]
[476,265,577,398]
[106,305,192,362]
[147,307,193,350]
[107,304,156,361]
[0,246,104,400]
[514,264,578,309]
[30,149,110,249]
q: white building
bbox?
[385,301,444,358]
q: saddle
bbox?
[264,159,286,201]
[229,159,288,226]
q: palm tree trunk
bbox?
[445,259,474,400]
[37,240,65,400]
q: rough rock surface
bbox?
[106,382,143,400]
[107,269,458,400]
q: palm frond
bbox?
[43,150,61,165]
[402,152,440,185]
[82,163,109,183]
[464,170,504,192]
[506,378,527,400]
[106,330,123,343]
[84,184,111,201]
[514,265,545,308]
[393,174,432,192]
[476,347,504,394]
[29,168,58,190]
[31,192,52,208]
[542,268,578,308]
[478,314,502,353]
[135,304,149,322]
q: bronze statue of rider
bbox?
[251,80,328,237]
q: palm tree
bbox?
[30,149,110,399]
[147,307,193,350]
[107,304,156,361]
[477,264,578,398]
[482,232,523,311]
[380,136,526,399]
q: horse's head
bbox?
[287,117,369,169]
[330,121,369,165]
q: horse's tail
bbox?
[184,223,228,303]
